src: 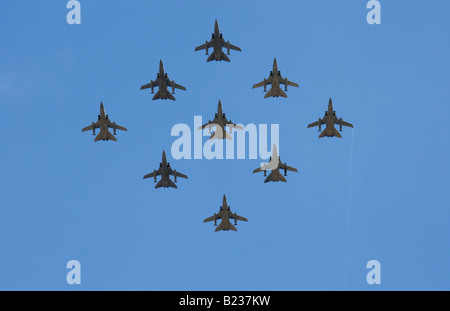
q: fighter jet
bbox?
[194,19,242,62]
[143,150,188,189]
[198,100,243,140]
[307,98,354,138]
[252,58,299,98]
[140,60,187,101]
[203,195,248,232]
[82,102,127,142]
[253,145,298,183]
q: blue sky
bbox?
[0,0,449,290]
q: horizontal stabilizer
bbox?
[332,127,342,138]
[155,179,164,189]
[220,51,230,62]
[168,179,177,189]
[94,132,103,142]
[277,89,287,98]
[215,221,237,232]
[264,88,287,98]
[152,90,161,100]
[107,132,117,141]
[319,128,342,138]
[207,53,215,62]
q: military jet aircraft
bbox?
[140,60,187,101]
[203,195,248,232]
[307,98,354,138]
[198,100,243,140]
[252,58,299,98]
[253,145,298,182]
[194,19,242,62]
[82,102,127,142]
[143,150,188,189]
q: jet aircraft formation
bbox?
[81,19,354,232]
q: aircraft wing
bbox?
[229,212,248,222]
[253,166,263,174]
[194,40,213,51]
[176,172,188,179]
[107,120,128,131]
[280,77,299,87]
[169,169,188,179]
[336,118,354,128]
[82,122,99,132]
[252,77,272,89]
[307,117,327,128]
[281,164,298,173]
[224,120,244,130]
[203,215,218,223]
[253,162,277,173]
[203,216,214,223]
[140,79,159,90]
[166,80,187,91]
[198,119,220,131]
[113,124,128,131]
[222,41,242,52]
[203,210,223,223]
[143,167,162,179]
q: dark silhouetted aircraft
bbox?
[140,60,186,101]
[194,19,241,62]
[203,195,248,232]
[253,145,298,182]
[307,98,354,138]
[252,58,299,98]
[143,150,188,189]
[198,100,243,140]
[82,102,127,142]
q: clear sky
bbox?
[0,0,449,290]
